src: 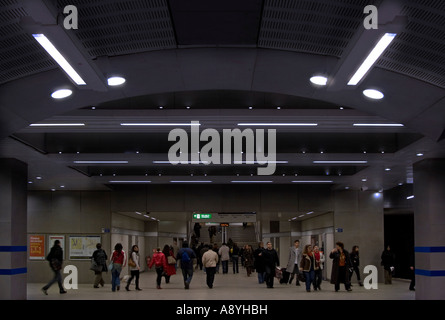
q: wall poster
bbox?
[69,235,101,260]
[29,235,45,260]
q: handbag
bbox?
[90,258,101,272]
[128,256,136,268]
[275,267,283,279]
[298,272,306,283]
[167,255,176,265]
[108,261,114,271]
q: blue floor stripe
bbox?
[415,269,445,277]
[415,246,445,253]
[0,246,27,252]
[0,268,27,275]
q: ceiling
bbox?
[0,0,444,194]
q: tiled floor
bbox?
[28,269,415,300]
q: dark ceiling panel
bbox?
[168,0,263,45]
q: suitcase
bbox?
[280,268,290,284]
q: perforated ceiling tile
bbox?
[258,0,376,57]
[376,0,445,88]
[0,0,57,85]
[56,0,177,58]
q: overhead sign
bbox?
[193,213,212,219]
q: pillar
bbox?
[334,190,384,283]
[0,159,28,299]
[413,159,445,300]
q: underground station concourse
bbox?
[0,0,444,301]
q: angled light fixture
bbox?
[107,76,126,86]
[170,181,213,183]
[74,161,128,164]
[51,89,73,99]
[310,75,328,86]
[32,34,86,85]
[231,181,273,183]
[353,123,403,127]
[363,89,385,100]
[30,123,84,127]
[237,123,318,126]
[313,161,367,164]
[291,181,333,183]
[121,123,201,126]
[348,33,397,86]
[109,181,151,183]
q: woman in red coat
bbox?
[149,247,168,289]
[162,244,176,284]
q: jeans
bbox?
[304,270,315,291]
[111,263,122,291]
[313,269,322,289]
[232,256,239,273]
[182,268,194,284]
[43,269,64,292]
[155,267,163,286]
[265,265,275,288]
[257,271,266,284]
[222,260,229,274]
[206,267,216,288]
[127,269,140,289]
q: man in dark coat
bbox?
[262,241,280,288]
[329,241,352,292]
[42,240,67,295]
[253,242,266,284]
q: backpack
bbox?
[95,250,106,265]
[181,250,191,263]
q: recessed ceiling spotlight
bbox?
[36,176,42,180]
[363,151,367,154]
[381,151,385,154]
[339,107,344,110]
[277,106,281,110]
[398,183,403,186]
[58,151,62,154]
[91,106,96,110]
[107,76,126,86]
[186,106,191,109]
[282,174,285,176]
[158,173,162,176]
[416,153,424,157]
[248,106,253,110]
[136,151,140,154]
[159,106,164,109]
[345,186,350,190]
[76,151,80,154]
[113,173,116,176]
[60,185,65,188]
[385,168,391,171]
[363,89,384,100]
[237,174,240,176]
[99,173,103,177]
[302,150,306,154]
[51,89,72,99]
[362,178,367,182]
[51,188,56,192]
[28,181,33,184]
[310,75,328,86]
[320,151,324,154]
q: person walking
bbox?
[263,241,279,288]
[300,244,316,292]
[162,244,176,284]
[149,247,168,289]
[42,240,66,295]
[244,245,255,277]
[110,243,127,292]
[381,245,395,284]
[194,223,202,239]
[91,243,108,288]
[286,240,302,286]
[125,245,142,291]
[202,245,219,288]
[176,242,197,289]
[349,245,363,286]
[313,245,324,290]
[231,243,240,274]
[218,243,230,274]
[254,242,266,284]
[329,241,352,292]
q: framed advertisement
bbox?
[48,235,65,260]
[69,235,101,260]
[29,235,45,260]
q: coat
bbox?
[202,249,219,268]
[92,249,108,272]
[244,250,254,268]
[381,250,395,271]
[253,247,266,273]
[299,253,315,272]
[329,249,352,284]
[286,246,301,273]
[218,245,230,261]
[262,248,279,268]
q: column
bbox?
[413,159,445,300]
[0,159,28,300]
[334,190,384,283]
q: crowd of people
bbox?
[41,238,414,295]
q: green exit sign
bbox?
[193,213,212,219]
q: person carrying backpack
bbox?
[91,243,108,288]
[176,241,196,289]
[42,240,67,295]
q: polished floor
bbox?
[28,268,415,300]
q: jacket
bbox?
[299,253,315,272]
[202,249,219,268]
[92,249,108,272]
[244,250,254,267]
[149,251,168,270]
[329,249,352,284]
[47,245,63,270]
[262,248,279,268]
[314,251,325,270]
[350,251,360,268]
[286,246,301,273]
[176,248,196,269]
[218,245,230,261]
[381,250,395,271]
[129,251,140,271]
[111,250,127,266]
[253,247,266,272]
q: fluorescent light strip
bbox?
[353,123,404,127]
[233,161,288,164]
[74,161,128,164]
[231,181,273,183]
[291,181,333,183]
[30,123,85,127]
[153,161,209,164]
[109,181,151,183]
[32,34,86,85]
[406,195,415,200]
[306,211,314,215]
[313,161,368,164]
[348,33,397,86]
[121,123,201,126]
[170,181,212,183]
[238,123,318,126]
